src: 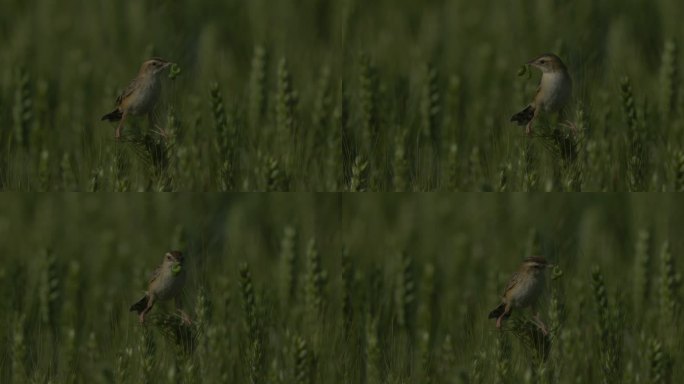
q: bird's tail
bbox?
[510,105,535,126]
[101,109,123,122]
[488,303,512,319]
[130,295,149,314]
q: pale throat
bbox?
[541,71,567,90]
[539,70,570,111]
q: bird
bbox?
[101,57,173,140]
[510,53,572,135]
[130,250,191,324]
[488,256,552,334]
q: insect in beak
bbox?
[171,262,182,275]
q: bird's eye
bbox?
[539,59,546,64]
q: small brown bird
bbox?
[130,251,190,324]
[511,53,572,135]
[488,256,552,333]
[101,58,173,140]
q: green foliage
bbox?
[280,225,298,304]
[592,266,623,384]
[0,194,666,382]
[39,249,60,330]
[240,262,265,384]
[659,40,678,122]
[494,332,511,384]
[633,228,653,315]
[294,335,315,384]
[0,1,682,190]
[348,155,368,192]
[276,57,299,167]
[658,242,682,322]
[210,82,236,190]
[365,316,382,384]
[139,326,156,384]
[648,337,673,384]
[12,66,32,149]
[7,195,672,382]
[396,251,417,335]
[621,76,647,191]
[249,46,268,130]
[304,239,327,323]
[11,314,27,384]
[358,53,380,154]
[340,248,354,336]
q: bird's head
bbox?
[163,250,185,274]
[140,58,173,76]
[527,53,566,74]
[523,256,552,274]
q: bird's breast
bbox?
[152,268,185,301]
[508,273,544,308]
[539,72,572,112]
[126,78,161,115]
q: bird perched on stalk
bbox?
[130,251,191,324]
[488,256,552,334]
[101,57,173,140]
[511,53,572,135]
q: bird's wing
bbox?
[502,271,520,297]
[148,265,162,285]
[115,77,141,106]
[531,85,541,104]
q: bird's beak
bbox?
[164,62,173,69]
[171,262,182,275]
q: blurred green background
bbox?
[1,0,684,190]
[0,0,345,190]
[340,0,684,191]
[0,194,681,382]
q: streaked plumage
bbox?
[102,58,172,139]
[511,53,572,135]
[488,256,551,333]
[130,251,189,324]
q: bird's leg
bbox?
[496,304,510,329]
[532,312,548,335]
[139,295,156,324]
[116,111,128,140]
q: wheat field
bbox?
[1,0,682,383]
[1,0,683,190]
[0,194,681,383]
